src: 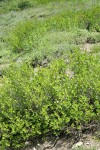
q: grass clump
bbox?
[0,49,100,149]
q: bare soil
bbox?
[23,122,100,150]
[23,133,100,150]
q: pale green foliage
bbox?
[0,50,100,149]
[7,6,100,52]
[0,1,100,149]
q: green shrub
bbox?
[7,20,33,52]
[7,19,48,53]
[7,4,100,53]
[78,6,100,31]
[0,49,100,149]
[18,0,32,10]
[45,5,100,32]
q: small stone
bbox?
[86,142,90,145]
[37,143,40,146]
[32,147,36,150]
[16,57,23,63]
[65,69,74,78]
[25,141,31,146]
[41,59,48,67]
[34,68,39,76]
[72,141,83,149]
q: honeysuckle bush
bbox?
[0,49,100,149]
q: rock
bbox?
[34,68,39,76]
[65,69,74,78]
[41,58,48,67]
[37,143,40,147]
[32,148,36,150]
[25,141,31,146]
[16,57,23,63]
[86,142,90,145]
[86,37,95,44]
[72,141,83,149]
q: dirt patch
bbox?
[82,134,100,150]
[80,43,93,52]
[80,42,100,53]
[22,122,100,150]
[23,122,100,150]
[0,63,10,70]
[23,133,100,150]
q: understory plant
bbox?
[0,49,100,149]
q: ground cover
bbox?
[0,0,100,149]
[0,0,100,67]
